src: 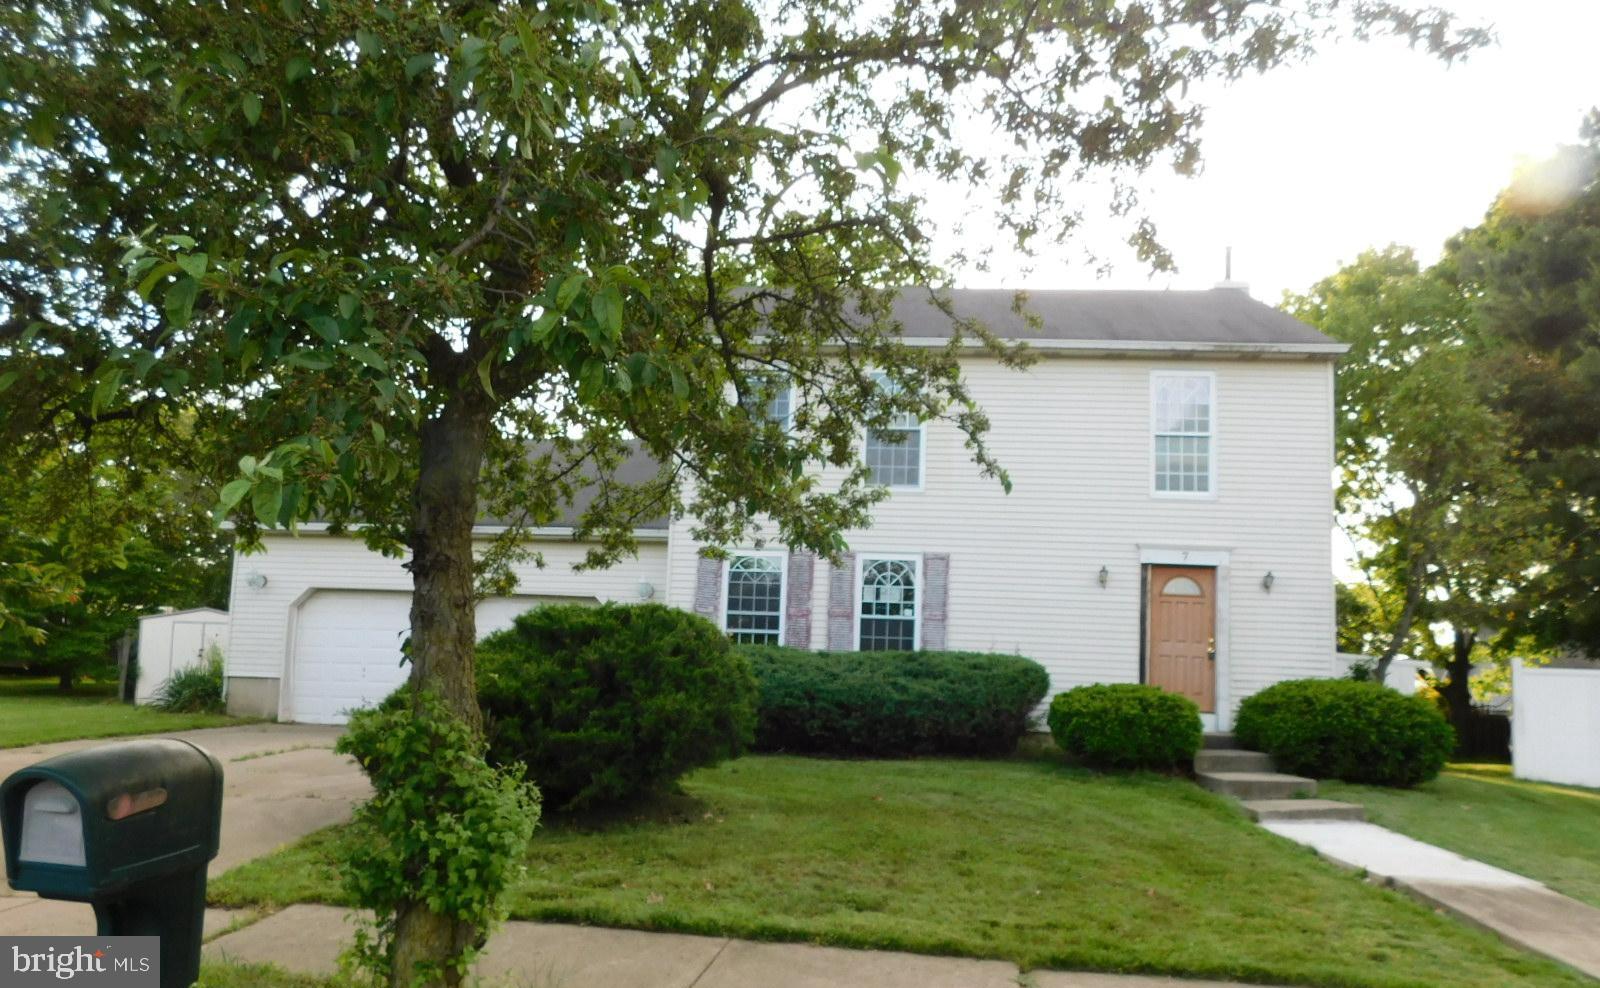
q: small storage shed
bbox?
[134,608,230,705]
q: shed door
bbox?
[1147,566,1216,713]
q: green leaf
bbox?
[0,371,17,394]
[591,284,623,339]
[669,363,689,400]
[91,368,123,417]
[164,277,199,328]
[554,272,586,312]
[355,29,382,58]
[371,420,386,444]
[239,455,258,477]
[476,354,496,400]
[405,53,434,80]
[285,56,312,83]
[281,351,333,371]
[334,130,357,160]
[342,343,389,372]
[219,478,252,510]
[252,477,284,526]
[241,93,263,125]
[338,293,361,320]
[135,260,181,300]
[308,314,342,344]
[177,252,208,280]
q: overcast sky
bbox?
[948,0,1600,306]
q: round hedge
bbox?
[745,646,1050,756]
[1047,684,1201,770]
[1234,678,1455,787]
[476,603,757,812]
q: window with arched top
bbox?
[859,557,919,651]
[1161,576,1204,596]
[724,554,785,644]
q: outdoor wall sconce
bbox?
[637,581,656,601]
[245,572,268,590]
[1261,571,1275,592]
[1097,566,1110,588]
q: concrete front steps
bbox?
[1195,733,1365,822]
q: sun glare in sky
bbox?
[947,0,1599,305]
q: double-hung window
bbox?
[865,374,924,489]
[740,373,792,430]
[723,553,785,645]
[857,556,919,651]
[1152,372,1215,495]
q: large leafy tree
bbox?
[1449,116,1600,652]
[1285,247,1544,705]
[2,1,1482,982]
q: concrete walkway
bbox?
[1264,820,1600,979]
[204,904,1279,988]
[0,724,366,934]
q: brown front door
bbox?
[1147,566,1216,712]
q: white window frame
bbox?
[739,372,794,431]
[853,553,922,651]
[1149,370,1218,499]
[863,373,927,492]
[720,550,787,646]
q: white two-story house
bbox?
[219,287,1343,731]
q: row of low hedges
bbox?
[742,646,1051,757]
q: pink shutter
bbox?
[921,553,950,650]
[784,553,815,648]
[825,552,858,650]
[693,556,724,621]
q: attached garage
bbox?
[285,589,593,724]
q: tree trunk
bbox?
[1374,549,1429,684]
[390,394,491,988]
[56,670,74,693]
[1441,628,1476,741]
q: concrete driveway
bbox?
[0,723,368,934]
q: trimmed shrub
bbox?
[477,603,757,812]
[745,646,1050,756]
[153,645,225,713]
[1234,678,1455,787]
[1047,684,1202,770]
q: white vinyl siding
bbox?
[740,374,792,429]
[722,552,786,645]
[666,355,1337,726]
[1152,371,1215,496]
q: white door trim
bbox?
[1140,546,1232,567]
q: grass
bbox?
[0,676,243,748]
[195,961,333,988]
[211,745,1587,988]
[1321,762,1600,908]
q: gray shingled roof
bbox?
[887,287,1338,348]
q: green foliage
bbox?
[744,646,1049,756]
[153,644,225,713]
[1046,684,1201,771]
[1235,679,1455,787]
[477,604,756,812]
[336,692,540,985]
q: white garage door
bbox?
[288,590,591,724]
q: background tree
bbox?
[1285,247,1544,707]
[2,2,1484,983]
[1449,114,1600,653]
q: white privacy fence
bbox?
[1511,660,1600,789]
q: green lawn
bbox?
[1322,763,1600,908]
[196,962,331,988]
[211,747,1585,988]
[0,676,243,748]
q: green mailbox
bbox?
[1,738,223,988]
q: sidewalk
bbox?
[1263,820,1600,979]
[203,905,1280,988]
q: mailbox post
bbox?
[1,738,224,988]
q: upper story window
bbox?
[724,553,785,645]
[858,556,918,651]
[740,373,792,429]
[1152,372,1214,496]
[865,373,924,489]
